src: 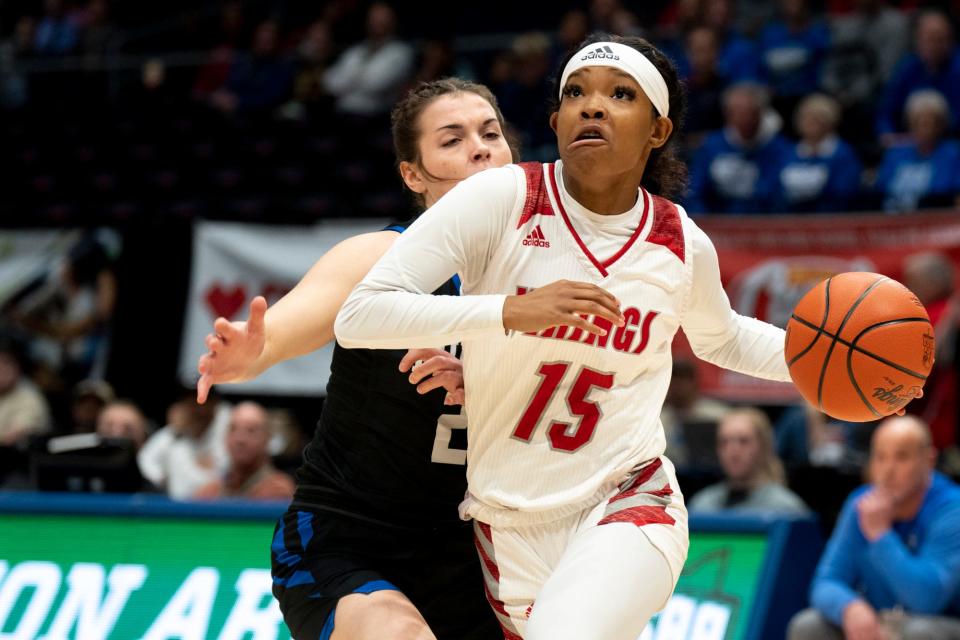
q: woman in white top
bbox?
[335,34,793,639]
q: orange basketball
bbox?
[784,272,936,422]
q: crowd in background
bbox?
[1,2,960,631]
[0,0,959,221]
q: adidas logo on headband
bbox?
[581,45,620,61]
[561,41,670,116]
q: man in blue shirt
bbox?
[788,416,960,640]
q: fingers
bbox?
[213,317,237,342]
[570,292,624,326]
[399,348,444,373]
[566,281,620,308]
[445,388,465,405]
[416,371,462,395]
[197,374,211,404]
[568,301,624,329]
[246,296,267,337]
[205,333,224,353]
[565,313,612,337]
[197,352,213,374]
[408,354,460,384]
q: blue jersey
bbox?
[294,221,468,527]
[811,473,960,624]
[876,140,960,211]
[776,136,862,212]
[686,128,792,214]
[759,19,830,97]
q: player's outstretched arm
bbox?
[196,231,399,403]
[680,222,791,382]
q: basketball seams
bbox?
[847,318,933,380]
[791,314,932,380]
[815,276,888,411]
[846,349,884,419]
[787,277,832,367]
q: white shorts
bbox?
[473,456,688,639]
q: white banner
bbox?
[178,219,391,395]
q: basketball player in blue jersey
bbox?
[196,79,517,640]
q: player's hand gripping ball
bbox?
[784,272,935,422]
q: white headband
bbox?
[559,42,670,118]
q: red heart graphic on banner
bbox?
[205,284,247,320]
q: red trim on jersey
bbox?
[546,164,650,277]
[633,457,664,486]
[473,536,500,581]
[647,195,685,263]
[599,189,650,269]
[647,483,674,498]
[598,505,676,527]
[517,162,555,229]
[608,458,665,504]
[482,583,524,640]
[478,521,494,544]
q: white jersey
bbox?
[336,161,790,526]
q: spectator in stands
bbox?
[0,336,51,447]
[775,403,867,469]
[686,82,792,214]
[776,93,862,212]
[702,0,763,82]
[681,26,728,150]
[281,19,335,121]
[10,234,117,386]
[788,416,960,640]
[608,7,645,39]
[875,89,960,212]
[759,0,831,129]
[95,399,148,450]
[0,17,36,109]
[689,408,809,514]
[194,401,293,500]
[903,252,956,452]
[822,0,910,155]
[67,378,114,435]
[79,0,119,62]
[824,0,909,99]
[411,39,458,86]
[587,0,623,34]
[495,32,554,161]
[192,0,247,101]
[34,0,78,55]
[660,358,730,468]
[137,391,230,499]
[876,11,960,139]
[551,10,589,69]
[210,19,294,117]
[322,2,414,117]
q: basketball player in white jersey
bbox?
[335,35,793,639]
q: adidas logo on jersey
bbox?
[522,225,550,248]
[581,45,619,61]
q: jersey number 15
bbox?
[512,362,615,452]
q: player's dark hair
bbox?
[391,77,520,208]
[551,33,688,200]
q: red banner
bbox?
[677,210,960,403]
